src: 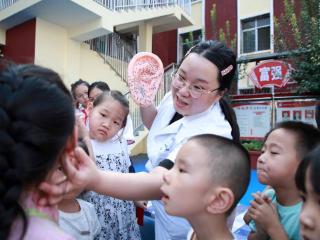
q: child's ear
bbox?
[206,187,234,215]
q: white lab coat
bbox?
[122,114,135,143]
[146,92,232,240]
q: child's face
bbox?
[89,87,103,102]
[46,162,64,184]
[74,83,89,107]
[257,128,299,188]
[160,141,213,218]
[300,167,320,240]
[89,97,126,142]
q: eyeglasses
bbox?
[171,73,220,99]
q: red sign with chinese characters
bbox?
[248,60,291,89]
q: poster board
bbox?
[276,100,318,126]
[233,102,272,140]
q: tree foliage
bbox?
[210,4,237,52]
[274,0,320,94]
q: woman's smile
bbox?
[175,94,189,108]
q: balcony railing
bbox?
[0,0,19,10]
[1,0,191,15]
[94,0,191,15]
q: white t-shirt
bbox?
[59,199,101,240]
[146,92,232,240]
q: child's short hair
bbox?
[295,144,320,195]
[188,134,250,215]
[88,81,110,95]
[265,121,320,160]
[93,90,129,128]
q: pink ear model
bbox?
[128,52,164,107]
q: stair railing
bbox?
[0,0,19,10]
[86,33,136,84]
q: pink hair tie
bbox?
[221,65,233,76]
[128,52,164,107]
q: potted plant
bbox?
[242,140,263,169]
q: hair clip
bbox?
[221,65,233,76]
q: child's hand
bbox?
[134,200,148,209]
[76,116,90,140]
[243,206,253,224]
[37,170,68,206]
[39,147,98,206]
[86,101,93,114]
[63,147,99,189]
[244,191,271,225]
[248,192,280,234]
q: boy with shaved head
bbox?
[160,134,251,239]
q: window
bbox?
[180,29,202,56]
[241,14,270,54]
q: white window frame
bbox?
[240,13,271,54]
[237,5,274,57]
[177,28,203,62]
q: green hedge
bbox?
[242,140,263,151]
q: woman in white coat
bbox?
[140,40,239,240]
[39,40,240,240]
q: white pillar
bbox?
[138,21,153,52]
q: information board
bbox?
[276,100,318,126]
[233,102,272,139]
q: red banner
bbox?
[249,60,291,89]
